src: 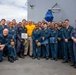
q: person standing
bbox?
[25,20,35,57]
[8,22,17,60]
[17,19,27,58]
[71,27,76,68]
[62,19,75,66]
[0,19,8,35]
[41,22,50,60]
[0,19,8,56]
[50,22,58,61]
[32,24,42,60]
[57,24,63,59]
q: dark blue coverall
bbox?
[32,29,42,58]
[62,26,75,64]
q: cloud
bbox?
[0,0,27,8]
[0,0,27,22]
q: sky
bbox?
[0,0,27,22]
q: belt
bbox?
[28,36,32,38]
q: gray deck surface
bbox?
[0,56,76,75]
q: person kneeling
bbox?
[0,28,16,63]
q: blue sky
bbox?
[0,0,27,22]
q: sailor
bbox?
[41,22,50,60]
[57,24,63,59]
[8,22,17,60]
[71,27,76,68]
[0,19,8,35]
[50,21,58,61]
[32,24,42,60]
[0,28,15,63]
[62,19,75,66]
[17,19,27,58]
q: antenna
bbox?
[30,4,34,9]
[50,3,61,13]
[25,1,35,9]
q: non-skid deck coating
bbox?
[0,56,76,75]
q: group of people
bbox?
[0,18,76,68]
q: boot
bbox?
[20,54,25,59]
[8,57,14,63]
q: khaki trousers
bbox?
[24,37,33,56]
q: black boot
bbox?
[8,57,14,63]
[74,64,76,68]
[15,56,18,60]
[51,58,55,60]
[62,60,68,63]
[37,57,40,60]
[74,62,76,68]
[46,57,49,60]
[55,58,58,61]
[70,63,75,66]
[32,57,36,59]
[20,54,25,59]
[0,59,3,62]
